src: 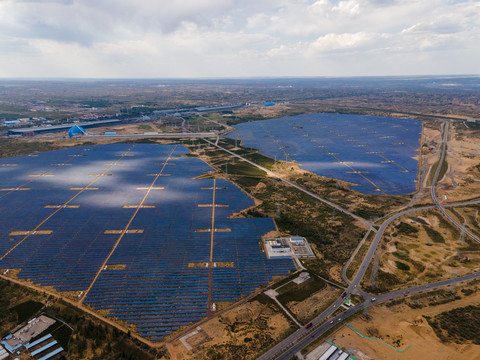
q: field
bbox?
[0,143,294,341]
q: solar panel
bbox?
[0,143,295,340]
[225,113,421,195]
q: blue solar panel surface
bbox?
[226,113,421,194]
[0,143,294,340]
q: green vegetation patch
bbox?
[0,140,62,159]
[392,249,410,260]
[426,305,480,344]
[137,124,153,131]
[423,225,445,243]
[11,300,44,323]
[52,323,74,350]
[220,161,266,177]
[394,222,419,236]
[276,275,326,304]
[243,152,276,170]
[395,261,411,271]
[235,176,262,189]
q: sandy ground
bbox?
[372,210,480,290]
[288,286,341,323]
[236,105,292,120]
[435,124,480,202]
[166,299,292,360]
[329,290,480,360]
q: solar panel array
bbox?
[0,143,294,340]
[226,113,421,195]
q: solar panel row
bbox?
[226,113,421,195]
[0,143,295,340]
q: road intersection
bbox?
[202,122,480,360]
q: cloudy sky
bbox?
[0,0,479,78]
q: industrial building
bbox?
[290,236,305,245]
[306,342,354,360]
[8,119,121,136]
[266,239,291,253]
[264,236,315,259]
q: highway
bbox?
[251,119,480,360]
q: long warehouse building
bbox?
[8,119,122,136]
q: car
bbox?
[341,292,347,298]
[330,321,333,324]
[371,298,376,302]
[305,323,313,329]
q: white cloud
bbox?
[0,0,479,77]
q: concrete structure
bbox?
[307,342,353,360]
[267,239,290,253]
[299,272,310,280]
[2,120,20,126]
[68,125,87,138]
[290,236,305,245]
[0,344,9,360]
[264,236,315,259]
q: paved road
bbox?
[270,268,480,360]
[203,139,372,228]
[341,227,373,285]
[256,119,480,360]
[430,122,480,244]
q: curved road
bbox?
[256,120,480,360]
